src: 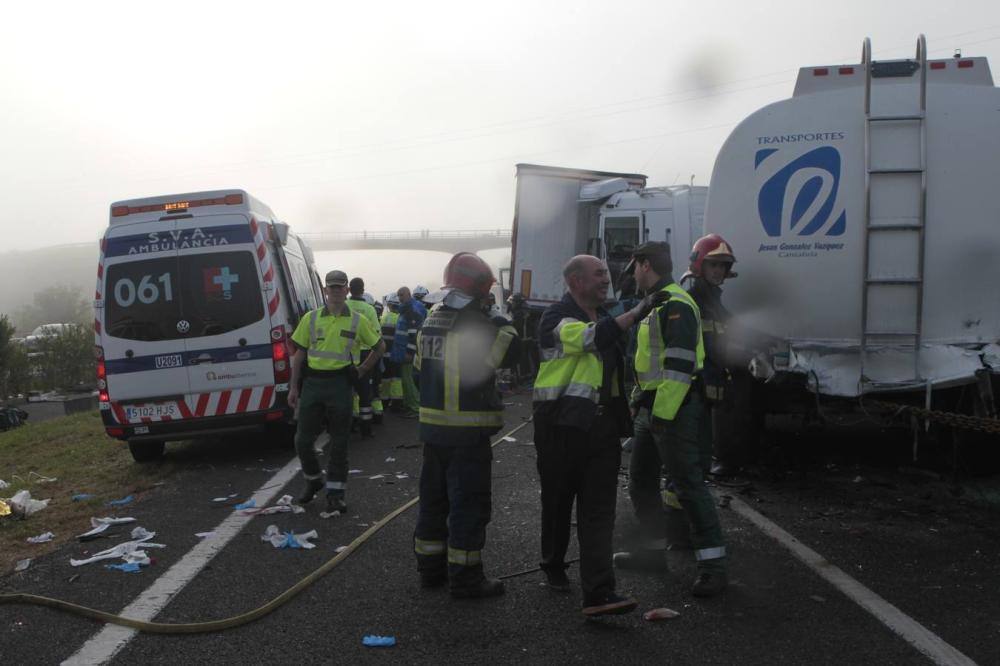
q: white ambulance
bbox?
[94,190,324,461]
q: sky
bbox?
[3,0,1000,255]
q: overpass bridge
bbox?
[298,229,512,253]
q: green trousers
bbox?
[400,362,420,413]
[294,374,352,494]
[630,393,727,573]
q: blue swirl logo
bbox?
[756,146,846,238]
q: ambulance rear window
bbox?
[105,251,264,341]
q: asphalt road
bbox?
[2,393,998,665]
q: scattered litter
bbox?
[27,532,55,544]
[395,474,409,480]
[8,490,51,517]
[234,498,257,510]
[29,472,58,484]
[0,500,10,517]
[385,457,396,463]
[107,494,134,507]
[244,495,305,516]
[72,493,95,502]
[643,607,680,621]
[335,546,348,553]
[195,532,216,538]
[501,436,517,442]
[67,574,80,583]
[320,510,343,519]
[810,595,826,603]
[369,474,385,480]
[71,527,164,567]
[853,475,864,484]
[15,558,32,572]
[349,469,363,474]
[261,524,318,549]
[105,562,142,573]
[77,516,137,540]
[212,493,240,502]
[363,635,396,647]
[0,479,9,489]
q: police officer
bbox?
[347,277,381,438]
[412,253,520,599]
[289,270,384,513]
[533,254,667,617]
[614,241,728,597]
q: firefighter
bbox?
[683,234,752,478]
[347,278,381,438]
[533,254,668,617]
[412,253,520,598]
[380,293,402,412]
[289,270,385,513]
[395,286,426,418]
[614,241,728,598]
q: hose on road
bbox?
[0,420,533,634]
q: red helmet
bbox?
[688,234,737,278]
[443,252,495,299]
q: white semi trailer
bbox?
[706,36,1000,412]
[509,163,706,315]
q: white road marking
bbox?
[62,456,302,666]
[730,497,977,666]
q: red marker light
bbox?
[838,67,854,75]
[958,60,974,69]
[930,61,946,70]
[813,68,829,76]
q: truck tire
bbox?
[128,439,165,463]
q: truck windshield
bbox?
[604,217,640,294]
[105,251,264,341]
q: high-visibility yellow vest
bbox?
[290,307,377,371]
[634,283,705,420]
[533,317,605,404]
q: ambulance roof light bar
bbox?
[111,193,244,218]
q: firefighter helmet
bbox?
[386,292,400,307]
[688,234,737,278]
[412,285,430,301]
[442,252,495,299]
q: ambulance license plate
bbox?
[125,404,178,420]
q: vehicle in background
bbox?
[22,323,77,351]
[94,190,324,462]
[507,162,706,353]
[705,36,1000,435]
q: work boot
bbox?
[582,592,638,617]
[297,478,324,505]
[541,567,571,593]
[691,571,728,597]
[325,494,348,514]
[613,549,668,573]
[450,577,505,599]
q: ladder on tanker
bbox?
[859,35,928,390]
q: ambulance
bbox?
[94,190,324,461]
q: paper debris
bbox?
[349,469,363,474]
[368,475,384,480]
[195,532,216,538]
[8,490,51,517]
[501,436,517,442]
[385,457,396,463]
[643,607,681,621]
[77,516,138,540]
[261,524,318,549]
[27,532,55,544]
[15,558,32,572]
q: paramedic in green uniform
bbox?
[288,269,384,513]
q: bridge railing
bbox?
[298,229,511,241]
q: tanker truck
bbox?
[706,35,1000,429]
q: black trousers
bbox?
[534,411,620,603]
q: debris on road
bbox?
[234,498,257,510]
[369,474,385,480]
[105,562,143,573]
[0,479,9,489]
[71,526,164,566]
[72,493,95,502]
[8,489,51,517]
[363,635,396,647]
[29,472,58,484]
[26,532,55,544]
[320,510,343,519]
[107,494,134,507]
[261,524,318,549]
[501,436,517,442]
[211,493,239,502]
[643,608,680,621]
[242,495,305,516]
[195,532,216,538]
[385,457,396,463]
[15,558,32,572]
[349,469,363,474]
[77,516,137,540]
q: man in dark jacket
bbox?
[532,254,666,617]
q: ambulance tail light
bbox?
[271,326,290,383]
[95,345,109,402]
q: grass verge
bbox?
[0,411,178,573]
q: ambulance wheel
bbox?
[128,439,165,463]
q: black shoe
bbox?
[582,592,638,617]
[325,495,348,514]
[297,478,324,505]
[450,577,505,599]
[613,550,668,573]
[420,572,447,588]
[542,568,571,592]
[691,571,728,597]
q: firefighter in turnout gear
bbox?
[289,270,385,514]
[533,254,668,617]
[380,293,403,411]
[683,234,755,478]
[347,277,380,438]
[614,241,728,598]
[412,252,520,598]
